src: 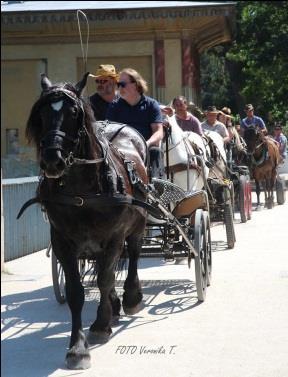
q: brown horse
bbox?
[244,127,280,209]
[25,73,149,369]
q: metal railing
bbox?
[2,176,49,261]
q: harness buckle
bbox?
[74,196,84,206]
[66,152,74,166]
[125,160,139,185]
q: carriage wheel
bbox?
[276,176,286,205]
[239,175,248,223]
[223,187,236,249]
[193,209,208,302]
[51,251,66,304]
[246,178,252,220]
[203,211,212,286]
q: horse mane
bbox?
[26,81,96,156]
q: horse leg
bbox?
[267,175,275,209]
[263,179,271,209]
[88,247,121,344]
[123,233,143,315]
[109,286,121,325]
[255,180,261,209]
[52,232,90,370]
[64,260,90,369]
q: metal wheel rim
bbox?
[194,209,207,302]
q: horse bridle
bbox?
[245,127,265,156]
[39,88,106,167]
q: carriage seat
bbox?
[146,189,209,225]
[172,190,209,219]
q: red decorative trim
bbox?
[154,39,165,87]
[181,38,192,87]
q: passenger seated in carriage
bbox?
[89,64,119,120]
[217,106,247,164]
[106,68,164,179]
[201,106,231,144]
[171,96,204,137]
[273,124,287,163]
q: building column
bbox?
[191,44,201,106]
[154,38,166,104]
[1,169,5,272]
[181,35,200,106]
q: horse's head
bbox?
[26,72,94,178]
[243,126,260,154]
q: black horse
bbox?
[244,126,280,209]
[25,73,149,369]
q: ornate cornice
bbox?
[2,6,235,25]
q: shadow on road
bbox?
[2,277,201,376]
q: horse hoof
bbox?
[123,302,144,315]
[87,330,111,345]
[110,315,121,327]
[66,349,91,370]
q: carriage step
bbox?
[140,249,188,259]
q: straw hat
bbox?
[205,106,220,114]
[220,107,232,118]
[89,64,119,80]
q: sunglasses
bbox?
[117,81,134,88]
[95,79,109,84]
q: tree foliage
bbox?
[200,1,288,134]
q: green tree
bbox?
[201,1,288,134]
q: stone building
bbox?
[1,1,236,177]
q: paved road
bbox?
[2,194,288,377]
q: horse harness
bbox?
[18,87,152,219]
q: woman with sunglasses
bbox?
[106,68,164,178]
[107,68,163,148]
[89,64,119,120]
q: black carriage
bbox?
[228,163,252,223]
[141,178,212,302]
[206,174,236,249]
[225,132,252,223]
[275,174,286,205]
[203,134,237,249]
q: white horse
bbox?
[203,129,228,180]
[163,115,210,192]
[164,115,229,193]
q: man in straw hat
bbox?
[240,104,267,135]
[201,106,230,143]
[89,64,119,120]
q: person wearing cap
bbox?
[240,104,267,135]
[171,96,203,136]
[201,106,230,143]
[273,124,287,162]
[89,64,119,120]
[106,68,164,178]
